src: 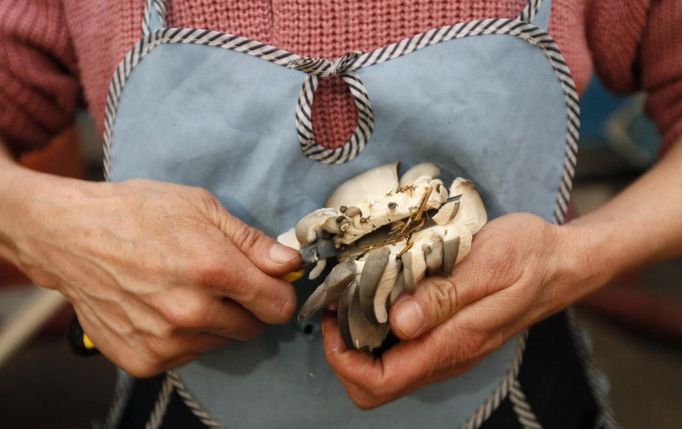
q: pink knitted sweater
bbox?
[1,1,680,156]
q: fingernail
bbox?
[394,300,425,338]
[269,243,299,264]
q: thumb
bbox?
[389,276,460,340]
[216,208,301,277]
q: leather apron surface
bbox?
[103,0,599,428]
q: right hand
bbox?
[3,173,301,377]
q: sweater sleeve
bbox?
[587,0,682,152]
[0,0,81,157]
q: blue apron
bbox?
[102,0,616,428]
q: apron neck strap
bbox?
[518,0,551,30]
[142,0,168,35]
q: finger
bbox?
[447,280,534,339]
[323,312,438,398]
[389,275,460,340]
[322,312,384,384]
[215,250,298,324]
[192,242,297,324]
[154,289,265,339]
[324,313,479,407]
[218,209,301,277]
[149,332,230,364]
[322,313,435,406]
[389,235,514,340]
[202,299,264,341]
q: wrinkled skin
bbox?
[321,213,590,409]
[0,172,300,377]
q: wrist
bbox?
[541,219,621,310]
[0,166,99,268]
[0,165,45,265]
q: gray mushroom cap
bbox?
[401,249,427,293]
[358,248,391,323]
[348,284,390,350]
[297,261,357,322]
[372,256,402,324]
[337,281,357,349]
[442,235,460,277]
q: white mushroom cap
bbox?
[276,228,301,251]
[294,208,340,246]
[399,162,441,187]
[449,178,487,234]
[326,162,400,210]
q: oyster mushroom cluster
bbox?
[278,162,487,350]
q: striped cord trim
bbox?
[288,51,374,164]
[145,374,175,429]
[566,310,621,429]
[142,0,167,36]
[510,379,543,429]
[98,372,135,429]
[144,370,224,429]
[519,0,543,23]
[459,332,529,429]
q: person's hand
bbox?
[322,213,605,409]
[4,174,300,377]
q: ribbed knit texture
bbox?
[1,0,680,155]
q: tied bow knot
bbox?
[288,51,363,77]
[290,50,374,165]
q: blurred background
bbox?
[0,79,680,428]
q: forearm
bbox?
[0,139,80,270]
[0,139,39,266]
[557,139,682,302]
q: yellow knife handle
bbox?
[82,333,96,350]
[281,269,305,283]
[67,316,99,355]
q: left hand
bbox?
[322,212,602,409]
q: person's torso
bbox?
[101,0,592,427]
